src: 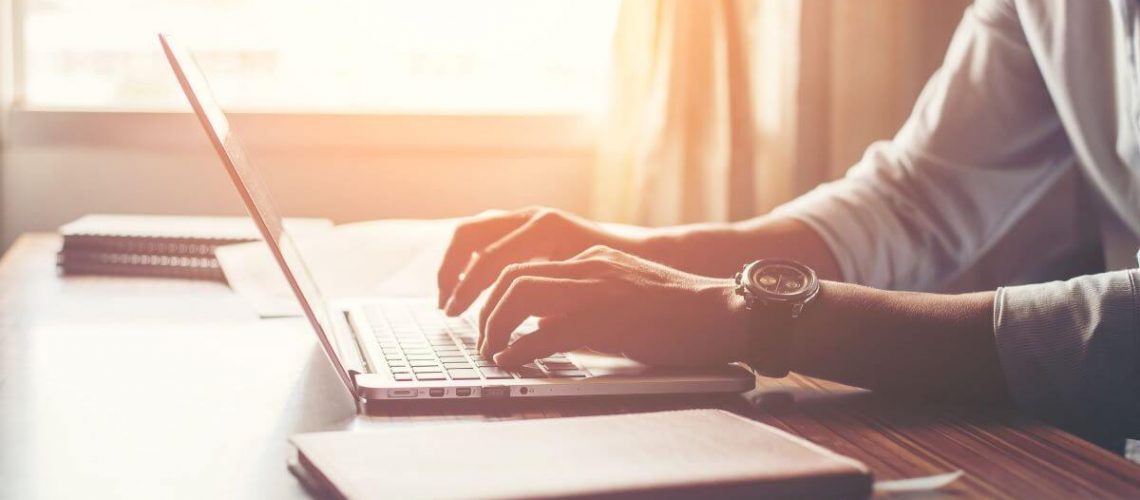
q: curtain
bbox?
[593,0,970,226]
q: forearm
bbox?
[787,281,1010,403]
[642,216,843,280]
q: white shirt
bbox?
[773,0,1140,450]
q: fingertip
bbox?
[492,350,521,368]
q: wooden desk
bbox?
[2,234,1139,498]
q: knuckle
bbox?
[533,209,564,226]
[501,262,526,277]
[584,244,613,256]
[506,276,536,294]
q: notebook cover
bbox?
[290,409,872,499]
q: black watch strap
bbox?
[748,302,794,378]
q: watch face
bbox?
[750,263,811,297]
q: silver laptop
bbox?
[160,34,755,401]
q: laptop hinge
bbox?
[340,309,373,376]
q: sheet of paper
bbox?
[216,219,457,317]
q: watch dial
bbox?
[752,264,809,296]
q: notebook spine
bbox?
[57,251,228,282]
[60,234,254,257]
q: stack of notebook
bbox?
[57,214,332,281]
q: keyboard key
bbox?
[410,360,441,367]
[438,355,469,363]
[444,362,473,369]
[474,360,497,368]
[447,369,481,380]
[386,360,407,368]
[515,364,547,378]
[390,367,410,374]
[412,365,443,374]
[548,369,588,378]
[415,372,446,381]
[393,373,413,382]
[405,354,436,361]
[479,367,514,379]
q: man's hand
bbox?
[476,245,750,368]
[437,207,649,315]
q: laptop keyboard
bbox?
[363,302,589,382]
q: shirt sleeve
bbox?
[771,0,1140,447]
[772,0,1077,291]
[995,271,1140,447]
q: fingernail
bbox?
[492,352,508,365]
[444,297,457,316]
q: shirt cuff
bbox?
[993,270,1140,446]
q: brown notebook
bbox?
[289,409,872,499]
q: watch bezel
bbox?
[735,259,820,308]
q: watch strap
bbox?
[748,301,793,377]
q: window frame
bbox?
[3,0,601,154]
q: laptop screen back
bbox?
[159,34,357,395]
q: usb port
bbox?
[429,388,445,398]
[455,387,472,397]
[481,386,510,399]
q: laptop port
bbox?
[455,387,472,397]
[387,389,417,398]
[429,388,445,398]
[481,386,511,399]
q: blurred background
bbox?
[0,0,970,252]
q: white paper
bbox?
[216,219,457,317]
[874,470,964,493]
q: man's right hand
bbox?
[437,207,648,316]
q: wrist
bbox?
[711,279,753,364]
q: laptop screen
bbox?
[159,34,357,395]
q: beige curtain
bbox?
[593,0,970,226]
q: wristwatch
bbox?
[734,259,820,377]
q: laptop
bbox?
[159,34,755,401]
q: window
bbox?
[17,0,620,114]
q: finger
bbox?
[477,259,605,348]
[481,277,601,358]
[492,316,587,368]
[436,210,532,308]
[569,244,617,261]
[444,217,551,315]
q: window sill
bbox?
[7,108,600,155]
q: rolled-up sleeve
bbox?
[773,0,1076,292]
[771,0,1140,446]
[995,271,1140,447]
